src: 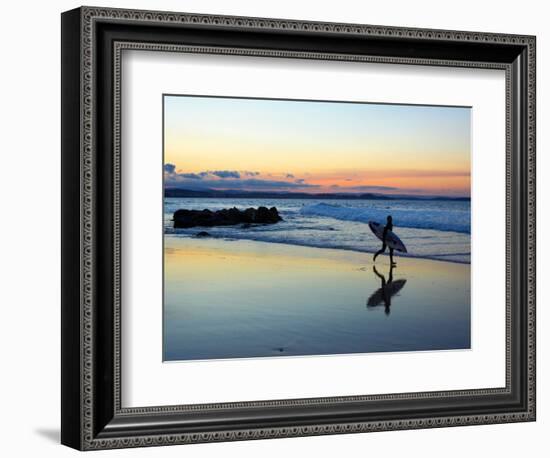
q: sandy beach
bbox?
[164,236,471,361]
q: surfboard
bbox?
[368,221,407,253]
[367,279,407,307]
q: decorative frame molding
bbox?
[62,6,536,450]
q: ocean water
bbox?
[164,197,470,263]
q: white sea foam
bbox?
[300,202,470,234]
[164,197,471,263]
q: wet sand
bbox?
[164,236,471,361]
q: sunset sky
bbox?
[164,95,471,197]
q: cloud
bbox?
[209,170,241,179]
[165,168,246,180]
[341,185,399,192]
[363,169,470,178]
[235,179,319,189]
[164,166,407,194]
[329,184,398,192]
[400,170,469,178]
[164,168,260,181]
[179,173,203,180]
[164,171,320,191]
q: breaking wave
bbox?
[300,202,470,234]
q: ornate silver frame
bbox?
[61,6,536,450]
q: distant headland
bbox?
[164,188,470,201]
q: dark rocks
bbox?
[195,231,211,237]
[256,206,276,223]
[173,206,282,228]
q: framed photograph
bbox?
[61,6,536,450]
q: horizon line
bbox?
[164,187,471,200]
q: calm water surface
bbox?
[163,237,471,361]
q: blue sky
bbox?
[164,95,471,196]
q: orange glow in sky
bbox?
[164,95,471,197]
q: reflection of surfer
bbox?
[367,265,407,315]
[374,264,393,313]
[373,215,395,266]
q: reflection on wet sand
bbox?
[367,265,407,315]
[164,237,470,360]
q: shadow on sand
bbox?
[366,265,407,315]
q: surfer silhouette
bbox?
[366,264,407,315]
[373,215,396,266]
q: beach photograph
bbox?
[163,94,471,361]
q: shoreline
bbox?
[164,233,471,265]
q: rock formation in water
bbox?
[173,206,282,228]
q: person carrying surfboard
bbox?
[373,215,396,266]
[368,215,407,265]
